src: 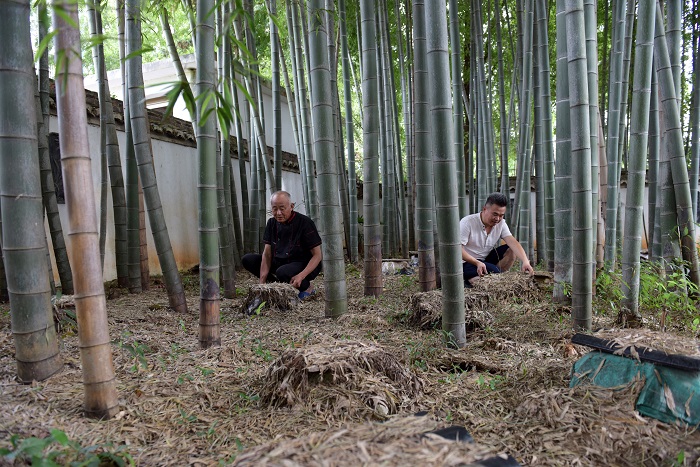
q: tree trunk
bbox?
[413,0,436,292]
[52,0,118,417]
[38,1,74,294]
[621,0,654,317]
[604,0,627,266]
[566,0,594,331]
[539,0,555,271]
[117,0,141,294]
[648,66,661,260]
[426,0,466,348]
[2,0,63,384]
[125,0,187,312]
[583,0,599,280]
[654,2,700,288]
[340,0,358,263]
[308,0,348,317]
[195,0,221,347]
[360,0,383,297]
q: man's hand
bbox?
[521,261,534,275]
[259,275,268,284]
[476,261,487,276]
[290,274,304,288]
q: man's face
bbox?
[271,195,294,223]
[481,203,506,228]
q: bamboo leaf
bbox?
[233,79,256,110]
[124,46,155,61]
[34,30,58,63]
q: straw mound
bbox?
[53,295,75,309]
[592,328,700,358]
[406,290,492,330]
[471,271,542,301]
[241,283,299,314]
[508,383,696,464]
[233,413,508,467]
[260,341,423,418]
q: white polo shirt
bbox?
[460,212,513,262]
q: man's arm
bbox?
[259,244,273,283]
[461,246,488,276]
[290,245,322,288]
[503,236,534,274]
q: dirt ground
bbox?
[0,265,699,466]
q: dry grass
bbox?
[406,289,492,331]
[242,283,300,314]
[592,328,700,358]
[0,266,698,466]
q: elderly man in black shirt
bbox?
[242,191,322,299]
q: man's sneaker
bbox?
[298,289,316,300]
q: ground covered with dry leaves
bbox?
[0,265,699,466]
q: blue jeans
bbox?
[462,245,510,283]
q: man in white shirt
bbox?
[460,192,534,286]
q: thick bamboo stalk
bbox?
[340,0,358,263]
[125,0,186,311]
[52,0,118,417]
[449,0,466,218]
[194,0,220,348]
[38,2,74,294]
[397,0,414,251]
[566,0,594,331]
[308,0,347,317]
[583,0,599,279]
[117,0,141,294]
[648,67,661,260]
[517,3,534,255]
[412,0,436,292]
[2,0,62,383]
[604,0,626,266]
[495,0,509,196]
[230,55,248,257]
[270,0,282,191]
[537,0,555,271]
[426,0,465,348]
[654,2,700,288]
[360,0,383,297]
[621,0,654,316]
[533,12,545,265]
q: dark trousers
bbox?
[462,244,510,283]
[241,253,322,291]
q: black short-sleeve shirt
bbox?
[263,212,322,263]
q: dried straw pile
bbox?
[592,328,700,358]
[507,383,696,464]
[406,290,491,330]
[241,283,299,314]
[260,341,423,418]
[233,413,509,466]
[471,271,542,302]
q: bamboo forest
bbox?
[2,0,700,464]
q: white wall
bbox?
[46,116,305,283]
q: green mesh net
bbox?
[570,351,700,426]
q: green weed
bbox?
[0,429,133,466]
[476,374,504,391]
[638,261,699,329]
[113,332,152,372]
[252,339,274,361]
